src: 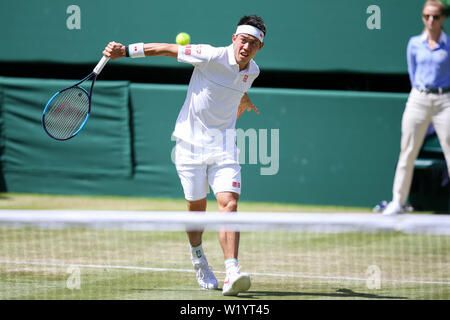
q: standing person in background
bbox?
[383,0,450,215]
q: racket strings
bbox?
[46,88,87,133]
[44,87,90,139]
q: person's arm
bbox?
[102,41,178,60]
[144,43,178,58]
[406,38,416,86]
[237,93,259,119]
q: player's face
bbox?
[232,33,264,69]
[422,5,444,32]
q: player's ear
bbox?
[259,42,264,50]
[232,34,237,42]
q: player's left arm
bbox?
[237,93,259,119]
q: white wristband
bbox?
[128,43,145,58]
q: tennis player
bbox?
[103,15,265,296]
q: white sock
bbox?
[190,243,205,264]
[225,258,238,274]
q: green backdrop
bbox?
[1,0,449,73]
[1,78,131,177]
[0,76,407,207]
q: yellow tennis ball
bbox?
[176,32,191,45]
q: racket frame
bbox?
[42,56,108,141]
[42,74,96,141]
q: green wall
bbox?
[0,77,407,206]
[1,0,449,73]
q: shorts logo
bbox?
[243,75,248,83]
[232,181,241,188]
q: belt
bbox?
[415,86,450,94]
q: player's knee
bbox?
[187,198,207,211]
[219,198,238,212]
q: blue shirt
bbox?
[407,31,450,89]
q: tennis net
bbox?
[0,210,449,300]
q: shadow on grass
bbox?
[130,288,407,300]
[0,193,9,200]
[238,288,407,300]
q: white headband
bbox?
[235,25,264,43]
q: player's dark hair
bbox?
[237,15,266,36]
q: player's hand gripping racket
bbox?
[42,56,109,140]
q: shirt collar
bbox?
[227,44,238,67]
[420,30,448,44]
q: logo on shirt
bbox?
[243,75,248,83]
[185,45,191,55]
[196,46,202,55]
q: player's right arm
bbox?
[103,41,178,59]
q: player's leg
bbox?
[384,89,431,215]
[184,197,218,289]
[216,191,240,259]
[215,191,250,296]
[209,159,250,296]
[208,164,241,260]
[186,198,207,247]
[175,140,218,290]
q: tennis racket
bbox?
[42,56,110,140]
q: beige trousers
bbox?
[392,88,450,205]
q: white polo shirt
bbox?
[172,44,260,151]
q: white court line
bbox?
[1,260,449,286]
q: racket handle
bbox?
[93,56,110,75]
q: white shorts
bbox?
[174,139,241,201]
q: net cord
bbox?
[0,210,449,235]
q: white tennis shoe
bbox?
[222,266,251,296]
[382,201,404,216]
[193,260,218,290]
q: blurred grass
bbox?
[0,192,372,213]
[0,193,448,300]
[1,228,448,299]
